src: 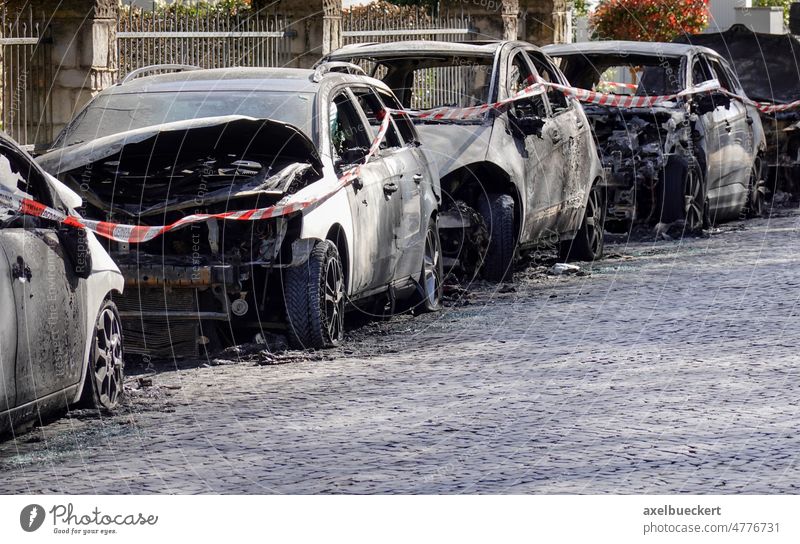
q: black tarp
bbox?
[675,25,800,104]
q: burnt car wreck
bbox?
[38,66,441,358]
[676,25,800,197]
[545,42,766,232]
[39,117,322,357]
[323,41,607,281]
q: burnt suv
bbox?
[37,65,441,357]
[544,42,766,231]
[322,41,607,281]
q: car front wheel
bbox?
[285,240,345,349]
[80,299,124,411]
[560,182,605,262]
[477,193,515,282]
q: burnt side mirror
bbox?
[58,226,92,279]
[693,92,731,115]
[334,146,369,172]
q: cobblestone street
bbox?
[1,210,799,494]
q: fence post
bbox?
[3,0,117,142]
[322,0,342,56]
[502,0,520,41]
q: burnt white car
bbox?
[1,133,125,434]
[323,41,607,281]
[38,65,441,354]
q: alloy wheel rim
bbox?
[684,168,704,231]
[94,308,123,407]
[323,257,345,341]
[585,187,601,254]
[750,158,764,215]
[423,228,442,306]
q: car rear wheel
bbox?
[285,240,345,349]
[414,217,443,313]
[477,193,515,282]
[79,300,124,411]
[560,182,605,262]
[746,155,766,218]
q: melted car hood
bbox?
[675,25,800,104]
[37,115,322,175]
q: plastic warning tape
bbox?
[4,79,799,243]
[0,114,393,244]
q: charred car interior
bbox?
[545,42,766,232]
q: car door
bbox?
[0,243,16,414]
[376,87,433,280]
[529,50,590,235]
[691,55,728,201]
[505,49,563,242]
[707,55,753,213]
[350,86,417,282]
[0,143,86,407]
[331,89,399,295]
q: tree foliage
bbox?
[591,0,710,42]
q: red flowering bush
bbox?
[591,0,709,42]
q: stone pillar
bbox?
[5,0,117,141]
[322,0,342,56]
[502,0,521,41]
[520,0,573,46]
[253,0,332,68]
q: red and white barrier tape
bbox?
[0,114,393,244]
[3,78,798,244]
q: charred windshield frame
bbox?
[556,53,687,96]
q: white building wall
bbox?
[705,0,751,33]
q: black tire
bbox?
[284,240,345,349]
[745,155,766,218]
[477,193,515,282]
[661,156,705,232]
[560,183,606,261]
[79,299,124,411]
[414,217,444,313]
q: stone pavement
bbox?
[1,211,799,494]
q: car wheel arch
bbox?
[326,224,350,293]
[441,161,523,241]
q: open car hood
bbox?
[37,115,322,175]
[675,25,800,104]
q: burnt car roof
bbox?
[543,40,718,59]
[674,25,800,104]
[103,66,384,94]
[326,40,536,60]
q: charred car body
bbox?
[675,25,800,197]
[322,41,606,280]
[544,42,766,231]
[37,66,441,357]
[1,132,125,434]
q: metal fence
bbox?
[117,6,294,79]
[342,3,477,46]
[343,3,479,111]
[0,7,53,146]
